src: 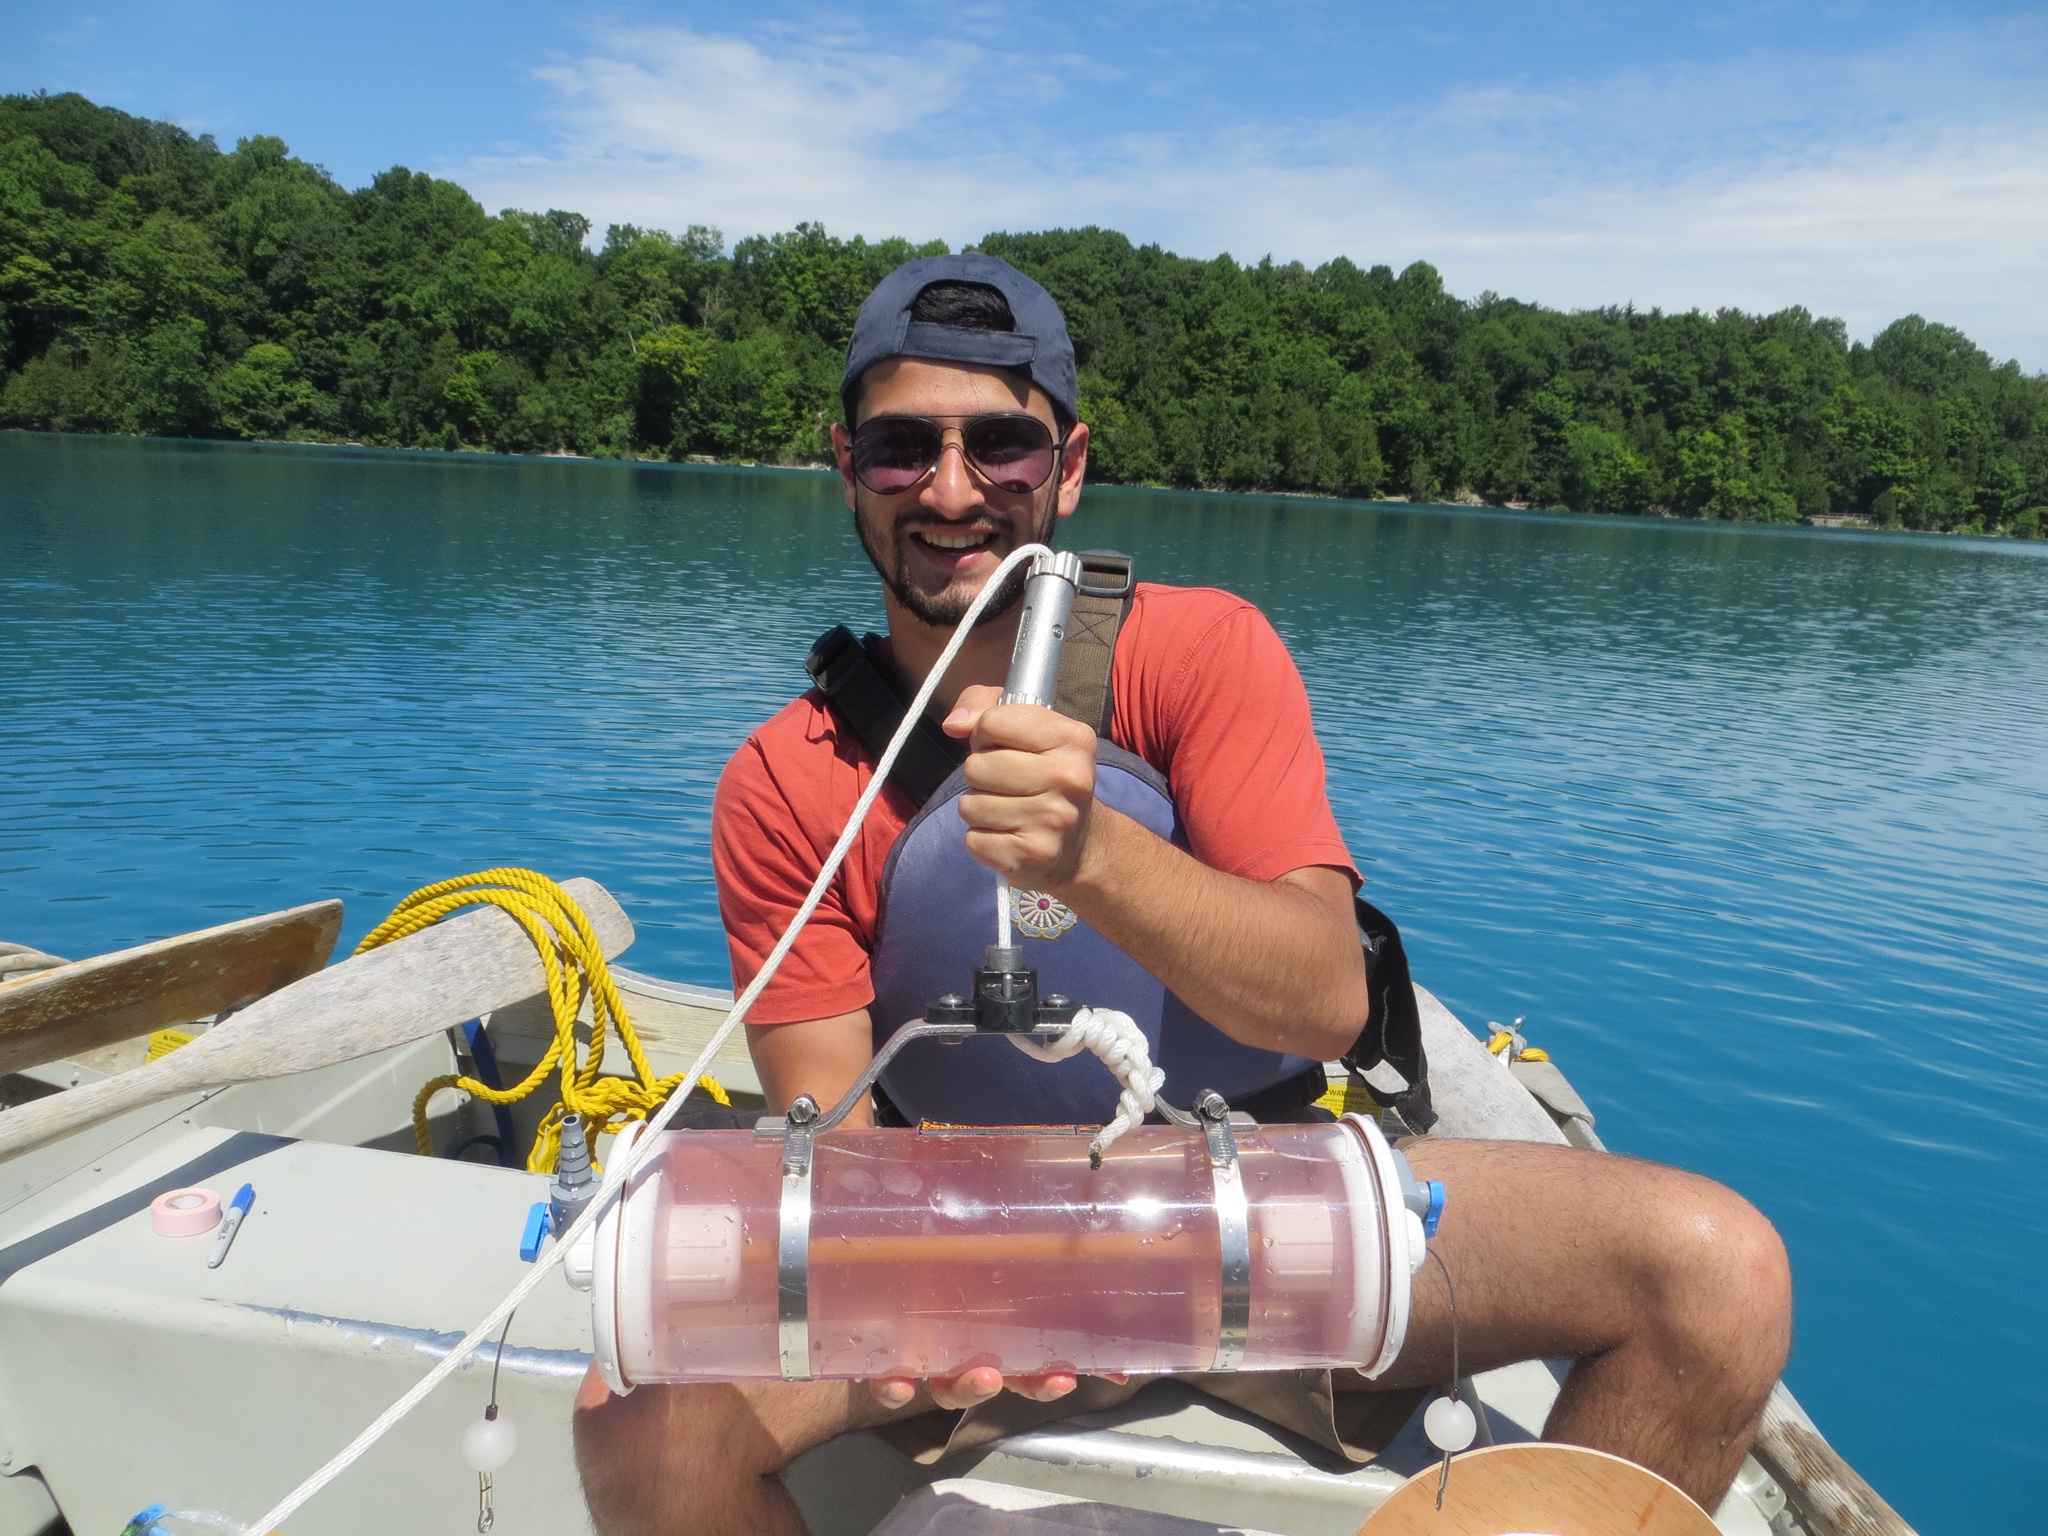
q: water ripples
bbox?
[4,435,2047,1531]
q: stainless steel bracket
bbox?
[792,1017,1204,1134]
[1197,1089,1252,1372]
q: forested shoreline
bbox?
[4,91,2043,534]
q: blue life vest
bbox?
[867,742,1314,1126]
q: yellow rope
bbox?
[354,867,727,1173]
[1488,1029,1549,1062]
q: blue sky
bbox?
[7,1,2046,367]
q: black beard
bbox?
[853,497,1058,629]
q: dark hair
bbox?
[910,281,1015,331]
[844,280,1073,433]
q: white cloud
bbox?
[1457,121,2048,361]
[486,27,988,238]
[454,23,2048,369]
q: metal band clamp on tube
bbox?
[777,1097,818,1380]
[1196,1091,1253,1373]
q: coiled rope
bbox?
[1008,1008,1163,1164]
[354,868,725,1173]
[248,545,1078,1535]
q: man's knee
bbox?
[580,1371,849,1536]
[574,1373,773,1510]
[574,1364,897,1490]
[580,1376,781,1472]
[1632,1172,1792,1380]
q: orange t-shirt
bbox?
[712,582,1358,1025]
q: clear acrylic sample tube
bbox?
[577,1115,1425,1390]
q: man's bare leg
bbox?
[574,1363,1066,1536]
[574,1371,899,1536]
[1374,1137,1793,1508]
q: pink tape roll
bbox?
[151,1186,222,1237]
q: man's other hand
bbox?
[945,684,1098,890]
[869,1366,1112,1411]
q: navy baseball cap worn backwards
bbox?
[841,253,1077,424]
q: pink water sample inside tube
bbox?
[580,1116,1424,1388]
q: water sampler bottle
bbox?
[566,550,1443,1389]
[569,1107,1435,1390]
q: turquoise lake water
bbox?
[3,431,2045,1530]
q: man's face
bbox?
[832,358,1089,629]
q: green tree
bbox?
[3,90,2045,532]
[1676,414,1796,521]
[217,340,314,437]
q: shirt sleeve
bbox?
[711,732,878,1026]
[1135,597,1359,888]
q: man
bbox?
[574,254,1791,1535]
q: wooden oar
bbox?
[0,877,633,1162]
[0,901,344,1078]
[0,942,70,981]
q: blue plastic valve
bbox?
[1422,1179,1447,1239]
[519,1200,552,1262]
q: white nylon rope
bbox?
[246,544,1056,1535]
[1008,1006,1165,1163]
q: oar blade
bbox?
[0,900,344,1078]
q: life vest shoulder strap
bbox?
[804,625,966,806]
[1053,550,1135,737]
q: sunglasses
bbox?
[848,413,1064,496]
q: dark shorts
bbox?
[878,1370,1429,1466]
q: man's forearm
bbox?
[747,1011,878,1123]
[1051,806,1367,1061]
